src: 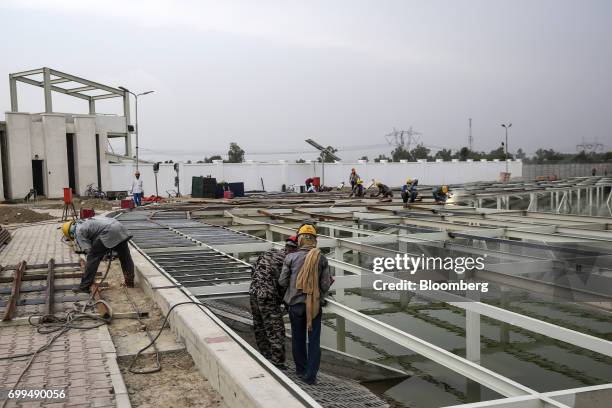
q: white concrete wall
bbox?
[95,115,127,134]
[108,160,523,195]
[5,112,34,199]
[74,115,98,195]
[42,114,69,199]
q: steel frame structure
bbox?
[8,67,133,154]
[115,201,612,408]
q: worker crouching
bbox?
[249,235,298,368]
[279,224,332,385]
[432,185,451,204]
[62,217,135,293]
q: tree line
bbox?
[168,142,611,164]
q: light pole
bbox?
[119,87,155,172]
[501,123,512,173]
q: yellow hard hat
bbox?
[406,177,411,184]
[357,178,363,184]
[298,224,317,237]
[62,221,75,240]
[442,185,449,194]
[375,181,382,187]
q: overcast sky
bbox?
[1,0,610,161]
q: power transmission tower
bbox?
[468,118,473,151]
[576,139,603,153]
[385,127,422,151]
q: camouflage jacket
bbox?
[249,248,287,300]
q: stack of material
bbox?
[0,226,11,249]
[192,176,218,198]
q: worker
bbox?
[249,235,298,368]
[305,177,315,193]
[62,217,134,293]
[349,168,359,191]
[131,171,144,206]
[350,178,365,198]
[432,185,451,204]
[372,181,393,198]
[279,224,332,385]
[401,178,419,206]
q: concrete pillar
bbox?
[577,188,581,215]
[335,247,347,301]
[496,196,501,210]
[123,92,132,157]
[265,229,273,242]
[336,316,346,352]
[43,67,53,113]
[589,187,593,216]
[88,99,96,115]
[9,75,18,112]
[550,192,554,211]
[466,310,481,363]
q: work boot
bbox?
[73,286,90,294]
[125,281,135,288]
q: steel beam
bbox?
[326,299,535,397]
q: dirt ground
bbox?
[101,261,224,408]
[118,350,224,408]
[0,205,56,224]
[76,198,117,211]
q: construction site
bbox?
[0,3,612,407]
[1,167,611,408]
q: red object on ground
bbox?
[80,208,95,219]
[312,177,321,188]
[63,187,73,204]
[223,191,234,199]
[143,195,163,203]
[121,199,135,209]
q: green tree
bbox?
[296,158,306,163]
[360,155,369,161]
[227,143,245,163]
[487,146,508,160]
[391,146,412,161]
[204,155,222,163]
[434,148,452,161]
[374,154,390,162]
[515,148,526,159]
[410,144,431,160]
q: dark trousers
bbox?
[81,239,135,290]
[402,191,417,203]
[433,193,447,203]
[250,294,286,365]
[289,303,322,383]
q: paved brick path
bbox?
[0,223,125,408]
[0,223,79,267]
[0,326,115,408]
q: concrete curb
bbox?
[131,247,309,408]
[98,325,132,408]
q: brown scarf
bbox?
[296,247,321,331]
